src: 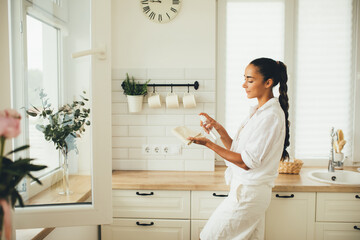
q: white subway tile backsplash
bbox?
[185,115,201,125]
[112,67,215,171]
[184,160,214,171]
[148,68,185,80]
[112,126,128,136]
[112,137,146,148]
[148,115,184,126]
[112,80,123,91]
[195,92,216,103]
[128,148,147,159]
[112,148,128,159]
[112,92,127,103]
[112,103,128,114]
[147,160,184,171]
[142,104,167,115]
[204,103,216,114]
[204,149,215,160]
[113,160,148,170]
[112,68,148,80]
[185,68,215,80]
[112,115,147,126]
[203,80,216,91]
[129,126,165,136]
[148,137,180,145]
[166,149,203,160]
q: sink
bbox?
[308,169,360,185]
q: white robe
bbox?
[200,98,286,240]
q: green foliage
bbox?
[26,89,91,156]
[122,73,150,96]
[0,144,46,207]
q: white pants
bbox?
[200,183,272,240]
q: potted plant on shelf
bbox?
[122,73,150,113]
[26,89,91,196]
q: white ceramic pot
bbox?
[127,95,144,113]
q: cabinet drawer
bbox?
[191,220,207,240]
[102,219,190,240]
[191,191,228,219]
[113,190,190,219]
[316,193,360,222]
[315,222,360,240]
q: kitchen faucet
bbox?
[328,127,344,172]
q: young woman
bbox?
[188,57,290,240]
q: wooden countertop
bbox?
[112,166,360,192]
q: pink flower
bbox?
[0,109,21,139]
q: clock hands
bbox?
[149,0,162,3]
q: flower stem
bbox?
[0,136,5,173]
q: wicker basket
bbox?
[278,159,303,174]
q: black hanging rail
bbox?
[121,81,200,91]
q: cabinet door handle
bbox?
[136,192,154,196]
[136,221,154,226]
[354,226,360,231]
[355,195,360,199]
[276,194,295,198]
[213,193,228,197]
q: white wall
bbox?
[112,0,215,68]
[111,0,217,171]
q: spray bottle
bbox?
[199,115,217,140]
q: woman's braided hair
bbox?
[250,57,290,161]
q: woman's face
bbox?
[243,64,271,99]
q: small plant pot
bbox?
[127,95,144,113]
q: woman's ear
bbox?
[265,78,273,88]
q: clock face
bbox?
[141,0,182,23]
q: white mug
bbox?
[183,92,196,108]
[148,92,162,108]
[166,92,179,108]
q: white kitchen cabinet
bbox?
[102,190,191,240]
[191,220,207,240]
[315,222,360,240]
[316,193,360,222]
[113,190,190,219]
[191,190,229,219]
[265,192,316,240]
[102,218,190,240]
[315,192,360,240]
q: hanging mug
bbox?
[166,92,179,108]
[183,92,196,108]
[148,92,162,108]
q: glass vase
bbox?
[59,153,73,195]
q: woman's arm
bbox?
[199,113,233,149]
[187,137,249,171]
[214,124,233,150]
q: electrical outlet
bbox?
[142,145,151,155]
[142,144,181,155]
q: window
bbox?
[294,0,354,160]
[26,14,62,179]
[10,0,112,228]
[218,0,358,164]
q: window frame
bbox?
[216,0,360,165]
[10,0,112,228]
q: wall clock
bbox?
[141,0,182,23]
